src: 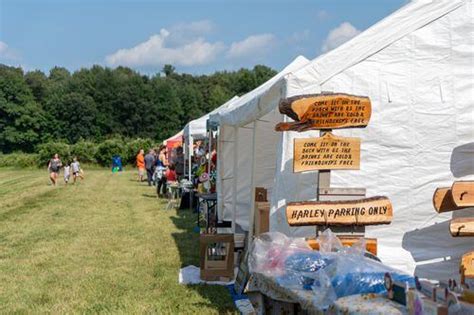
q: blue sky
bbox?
[0,0,407,75]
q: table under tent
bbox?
[202,0,474,313]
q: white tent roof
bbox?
[210,55,310,127]
[183,96,240,140]
[269,0,473,280]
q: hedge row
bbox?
[0,138,159,168]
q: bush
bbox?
[0,153,39,168]
[95,138,126,167]
[37,142,71,167]
[125,138,157,165]
[71,140,98,164]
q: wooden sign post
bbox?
[275,93,391,251]
[293,133,360,172]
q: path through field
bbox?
[0,168,235,314]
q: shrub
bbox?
[95,138,126,167]
[71,140,97,164]
[126,138,157,165]
[37,142,71,167]
[0,153,39,168]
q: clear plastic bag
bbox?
[249,229,415,308]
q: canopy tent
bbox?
[216,0,474,281]
[208,55,310,233]
[163,130,183,150]
[183,96,240,180]
[183,96,240,141]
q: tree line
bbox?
[0,63,277,154]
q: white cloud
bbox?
[105,21,225,67]
[321,22,361,52]
[227,34,277,59]
[0,41,19,60]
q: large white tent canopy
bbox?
[210,55,310,233]
[214,0,474,281]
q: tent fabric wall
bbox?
[211,56,310,231]
[270,0,474,281]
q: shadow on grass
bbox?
[141,193,157,199]
[170,209,236,313]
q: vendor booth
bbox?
[183,96,240,181]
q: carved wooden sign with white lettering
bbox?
[293,133,360,172]
[275,93,371,132]
[286,196,393,226]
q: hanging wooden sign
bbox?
[286,196,392,226]
[449,218,474,237]
[451,181,474,207]
[275,93,371,132]
[432,187,468,213]
[293,133,360,172]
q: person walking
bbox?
[144,149,156,186]
[71,157,84,184]
[136,149,145,182]
[47,153,62,186]
[155,145,168,197]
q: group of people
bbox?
[47,154,84,186]
[135,145,184,197]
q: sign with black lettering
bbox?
[286,196,393,226]
[293,133,360,172]
[275,93,371,132]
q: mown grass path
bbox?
[0,168,235,314]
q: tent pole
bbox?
[208,130,212,174]
[231,126,239,234]
[188,136,193,181]
[247,121,258,249]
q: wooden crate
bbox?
[254,201,270,236]
[200,233,234,281]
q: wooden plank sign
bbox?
[293,133,360,172]
[460,251,474,283]
[275,93,371,132]
[449,218,474,237]
[451,181,474,207]
[286,196,392,226]
[432,187,468,213]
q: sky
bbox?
[0,0,407,75]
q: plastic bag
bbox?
[249,229,415,309]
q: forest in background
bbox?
[0,63,277,156]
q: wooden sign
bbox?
[275,93,371,132]
[460,251,474,284]
[432,188,468,213]
[451,181,474,207]
[293,133,360,172]
[449,218,474,237]
[286,196,392,226]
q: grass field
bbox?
[0,168,236,314]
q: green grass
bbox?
[0,168,236,314]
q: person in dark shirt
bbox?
[144,149,156,186]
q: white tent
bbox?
[183,96,240,141]
[209,55,310,234]
[182,96,240,179]
[219,0,474,281]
